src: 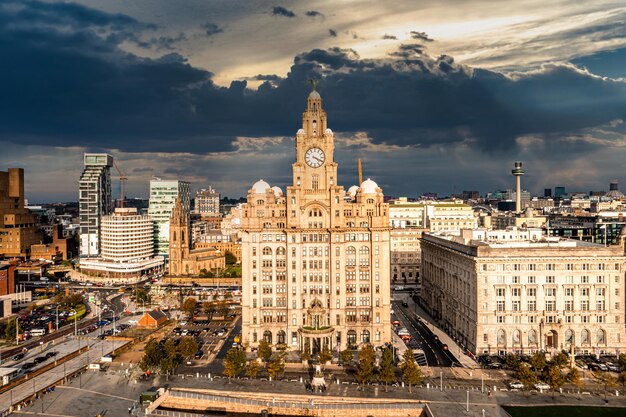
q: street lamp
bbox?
[71,308,77,337]
[55,305,59,332]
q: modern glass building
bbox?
[148,178,190,258]
[79,154,113,257]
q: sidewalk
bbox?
[410,298,477,369]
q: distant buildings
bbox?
[80,208,164,280]
[194,186,220,215]
[421,228,626,356]
[0,168,42,259]
[79,154,113,257]
[148,178,190,257]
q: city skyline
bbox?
[2,1,626,201]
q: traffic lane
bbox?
[395,301,455,367]
[216,317,241,360]
[412,316,461,366]
[394,302,439,367]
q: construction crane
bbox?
[112,160,127,208]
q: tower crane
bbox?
[112,160,127,208]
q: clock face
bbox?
[305,147,325,168]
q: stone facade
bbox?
[241,90,391,352]
[421,227,626,356]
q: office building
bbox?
[79,154,113,257]
[148,178,190,257]
[421,227,626,356]
[241,89,392,353]
[194,186,220,215]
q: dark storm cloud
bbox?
[271,6,296,18]
[2,0,626,159]
[382,34,397,40]
[305,10,324,18]
[410,31,434,42]
[328,29,337,37]
[203,22,223,37]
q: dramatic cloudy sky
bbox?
[3,0,626,202]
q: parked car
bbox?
[534,382,550,390]
[12,353,25,361]
[606,363,620,372]
[509,381,524,389]
[33,356,46,364]
[44,351,58,358]
[194,351,203,359]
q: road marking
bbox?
[56,386,135,401]
[12,411,75,417]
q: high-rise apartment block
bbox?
[79,154,113,257]
[148,178,190,257]
[421,228,626,356]
[0,168,42,259]
[194,186,220,215]
[241,90,391,353]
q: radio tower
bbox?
[512,161,525,214]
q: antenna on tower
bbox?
[358,159,363,185]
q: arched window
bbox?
[173,231,177,242]
[565,329,574,344]
[262,247,272,256]
[512,330,520,344]
[263,330,273,344]
[346,246,356,255]
[361,330,370,343]
[597,329,606,344]
[497,329,506,345]
[276,247,286,256]
[257,199,264,205]
[367,198,374,204]
[528,329,536,345]
[359,246,370,255]
[277,330,286,345]
[581,329,590,344]
[347,330,357,345]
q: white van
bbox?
[30,328,46,337]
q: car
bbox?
[392,320,400,326]
[441,344,449,350]
[402,301,409,307]
[606,363,620,372]
[12,353,25,361]
[21,362,35,369]
[534,382,550,390]
[509,381,524,389]
[194,351,203,359]
[44,351,58,358]
[33,357,46,364]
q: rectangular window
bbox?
[546,276,555,284]
[528,276,535,284]
[496,288,505,297]
[496,301,505,311]
[527,300,536,311]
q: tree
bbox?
[181,297,197,320]
[177,336,199,359]
[4,317,17,340]
[567,367,584,392]
[223,347,247,381]
[505,354,521,371]
[340,349,353,366]
[356,343,376,385]
[163,338,177,359]
[140,338,164,372]
[217,299,230,318]
[379,347,395,392]
[258,340,272,362]
[618,372,626,390]
[300,349,311,363]
[246,359,260,379]
[202,301,217,321]
[132,288,150,305]
[225,251,237,266]
[160,356,177,379]
[594,371,617,402]
[267,353,285,380]
[550,352,569,369]
[516,365,538,390]
[530,352,546,372]
[318,347,333,369]
[619,354,626,373]
[543,365,565,396]
[401,350,423,393]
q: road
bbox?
[393,300,460,367]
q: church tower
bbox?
[168,198,189,276]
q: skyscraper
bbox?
[79,154,113,257]
[148,178,190,257]
[241,90,391,352]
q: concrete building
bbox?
[421,227,626,356]
[241,90,391,353]
[79,154,113,257]
[169,200,226,276]
[79,208,164,280]
[194,186,220,215]
[0,168,42,259]
[148,178,190,257]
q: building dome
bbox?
[360,178,379,194]
[271,186,283,197]
[297,129,305,136]
[251,179,271,194]
[324,128,333,135]
[348,185,359,197]
[309,90,321,100]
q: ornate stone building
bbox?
[169,200,225,276]
[241,90,391,352]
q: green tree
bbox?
[594,371,617,402]
[163,338,177,359]
[516,364,538,390]
[356,343,376,385]
[505,354,521,371]
[217,299,230,318]
[258,340,272,362]
[318,347,333,369]
[340,349,353,366]
[618,371,626,390]
[246,359,260,379]
[530,352,546,372]
[203,301,217,321]
[4,317,17,340]
[379,347,395,391]
[181,297,198,320]
[267,353,285,380]
[619,354,626,373]
[140,338,164,372]
[177,336,199,359]
[132,288,150,304]
[567,367,584,392]
[225,251,237,266]
[300,349,311,363]
[160,356,177,379]
[401,350,423,393]
[543,365,565,396]
[223,347,247,381]
[550,352,569,369]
